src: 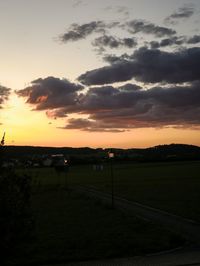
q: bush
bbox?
[0,170,34,262]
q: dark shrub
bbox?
[0,170,34,262]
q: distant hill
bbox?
[142,144,200,162]
[3,143,200,164]
[149,143,200,153]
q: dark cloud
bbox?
[16,76,83,111]
[92,35,121,51]
[0,85,10,108]
[78,47,200,85]
[149,36,185,48]
[123,38,137,48]
[103,53,130,64]
[164,5,195,24]
[60,21,119,43]
[187,35,200,44]
[160,36,183,46]
[75,82,199,112]
[60,19,175,44]
[59,82,200,131]
[60,21,106,42]
[126,19,176,37]
[149,41,160,49]
[61,118,125,132]
[149,35,200,48]
[78,60,133,85]
[18,78,200,131]
[75,82,200,131]
[92,35,137,52]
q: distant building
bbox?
[52,154,69,173]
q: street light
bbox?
[108,151,115,208]
[64,159,69,189]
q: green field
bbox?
[8,188,182,265]
[11,161,198,264]
[24,160,200,222]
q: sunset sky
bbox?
[0,0,200,148]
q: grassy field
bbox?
[22,160,200,222]
[8,188,182,265]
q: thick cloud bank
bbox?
[78,47,200,85]
[16,77,83,111]
[17,78,200,131]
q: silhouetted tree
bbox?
[0,132,5,169]
[0,133,34,264]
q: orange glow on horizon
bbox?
[1,95,200,149]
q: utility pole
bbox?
[108,151,115,208]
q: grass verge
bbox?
[7,187,184,265]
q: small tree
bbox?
[0,132,5,146]
[0,132,5,168]
[0,132,34,263]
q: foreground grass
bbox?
[20,160,200,222]
[8,188,183,265]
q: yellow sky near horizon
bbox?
[1,94,200,148]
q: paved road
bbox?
[73,185,200,244]
[48,248,200,265]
